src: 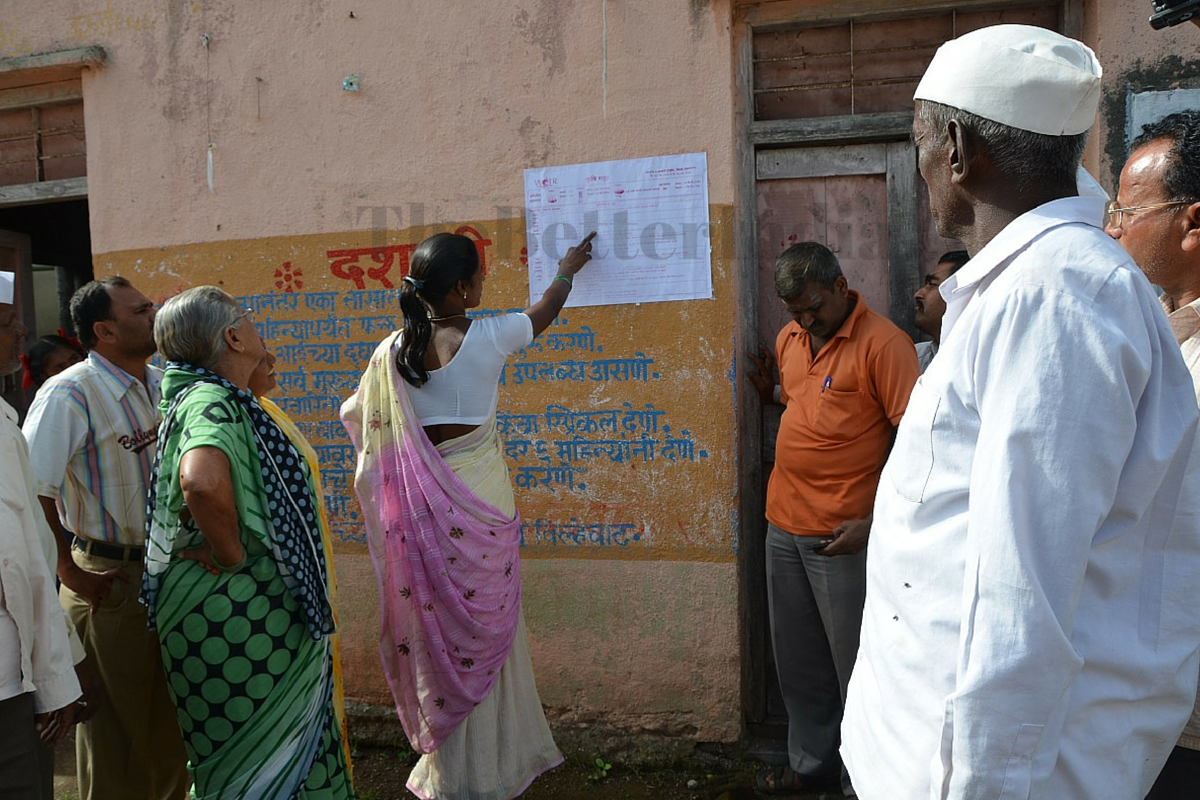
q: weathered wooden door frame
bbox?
[0,228,34,411]
[0,229,34,333]
[732,0,1083,731]
[756,141,920,333]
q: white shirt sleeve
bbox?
[0,416,82,712]
[15,406,86,666]
[941,277,1181,799]
[22,381,89,499]
[33,510,85,665]
[493,312,535,356]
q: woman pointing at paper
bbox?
[342,230,594,800]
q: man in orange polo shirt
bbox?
[748,242,918,796]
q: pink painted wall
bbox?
[3,0,744,743]
[4,1,736,250]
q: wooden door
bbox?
[0,228,33,413]
[756,145,893,345]
[745,142,918,728]
[737,0,1057,735]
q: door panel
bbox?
[0,228,33,413]
[756,172,890,350]
[750,145,894,725]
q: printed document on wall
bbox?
[524,153,712,308]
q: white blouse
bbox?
[405,312,533,425]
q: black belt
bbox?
[72,535,143,562]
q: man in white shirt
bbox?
[1107,109,1200,800]
[912,250,968,372]
[841,25,1200,800]
[23,277,188,800]
[0,271,81,799]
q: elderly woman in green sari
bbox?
[140,286,353,799]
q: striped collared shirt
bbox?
[23,351,162,545]
[1161,293,1200,752]
[1163,294,1200,401]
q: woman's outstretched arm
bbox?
[524,231,596,337]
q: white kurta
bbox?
[0,397,81,713]
[841,197,1200,800]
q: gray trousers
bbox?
[0,692,42,800]
[765,523,866,797]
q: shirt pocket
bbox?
[810,387,869,442]
[888,380,940,504]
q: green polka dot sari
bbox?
[145,372,353,799]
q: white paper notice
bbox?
[524,153,712,308]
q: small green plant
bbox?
[587,755,613,783]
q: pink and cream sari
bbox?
[341,332,523,753]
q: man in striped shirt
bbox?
[24,277,188,800]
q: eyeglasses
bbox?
[1105,200,1190,229]
[239,307,257,323]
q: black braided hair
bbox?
[396,232,480,387]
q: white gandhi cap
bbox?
[914,24,1102,136]
[0,271,13,305]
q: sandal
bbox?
[755,765,818,795]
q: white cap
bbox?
[914,24,1102,136]
[0,271,13,305]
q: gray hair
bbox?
[775,242,843,300]
[154,286,241,368]
[918,100,1088,194]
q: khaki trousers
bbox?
[62,549,189,800]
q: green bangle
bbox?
[211,547,246,573]
[553,274,573,288]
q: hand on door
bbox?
[747,346,778,404]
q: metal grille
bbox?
[753,4,1061,121]
[0,101,87,185]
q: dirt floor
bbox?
[50,732,835,800]
[348,746,830,800]
[333,742,838,800]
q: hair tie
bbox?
[19,354,35,390]
[403,275,425,291]
[56,328,83,350]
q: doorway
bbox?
[746,140,931,729]
[735,0,1071,735]
[0,198,93,416]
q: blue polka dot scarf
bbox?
[141,362,335,640]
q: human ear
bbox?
[1182,202,1200,254]
[224,324,244,353]
[92,320,117,344]
[947,119,970,184]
